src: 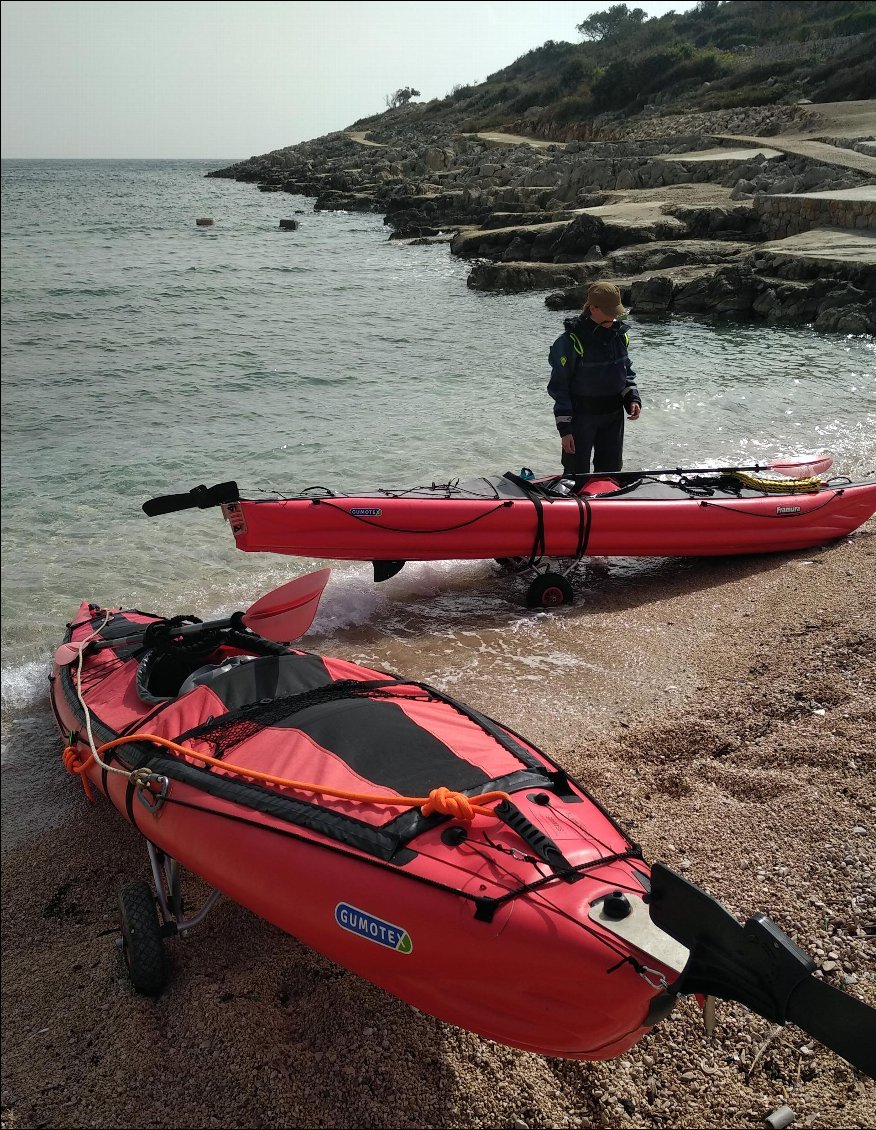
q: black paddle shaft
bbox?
[573,461,806,481]
[648,863,876,1078]
[86,612,245,654]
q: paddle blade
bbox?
[54,641,86,666]
[770,453,832,478]
[241,567,332,642]
[142,481,239,517]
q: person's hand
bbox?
[561,434,576,454]
[627,403,641,420]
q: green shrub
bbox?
[553,95,597,124]
[559,57,591,87]
[832,7,876,34]
[592,44,723,110]
[658,49,729,92]
[810,28,874,71]
[812,54,876,100]
[699,82,790,109]
[490,39,579,82]
[509,89,541,114]
[734,57,811,84]
[449,83,475,102]
[710,18,762,48]
[471,87,502,109]
[539,81,565,103]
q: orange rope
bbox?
[68,732,511,821]
[62,744,96,802]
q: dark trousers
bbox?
[561,410,625,475]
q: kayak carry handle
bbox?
[494,798,578,880]
[142,481,239,517]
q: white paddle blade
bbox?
[771,453,833,478]
[241,567,332,642]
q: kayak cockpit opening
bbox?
[500,470,637,500]
[135,644,242,704]
[134,628,290,705]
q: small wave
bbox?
[257,265,312,274]
[1,658,51,718]
[308,559,520,637]
[309,565,387,632]
[44,286,127,298]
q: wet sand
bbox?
[2,525,875,1129]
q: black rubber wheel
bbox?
[118,881,167,996]
[526,572,574,609]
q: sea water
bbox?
[2,158,875,807]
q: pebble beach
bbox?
[2,521,875,1130]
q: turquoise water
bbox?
[2,158,875,757]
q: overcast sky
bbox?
[1,1,697,160]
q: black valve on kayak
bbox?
[494,799,579,881]
[602,890,632,920]
[142,481,239,517]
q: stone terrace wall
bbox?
[731,33,865,64]
[754,190,876,238]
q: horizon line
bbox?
[1,155,242,162]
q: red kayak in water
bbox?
[143,455,876,606]
[50,572,875,1075]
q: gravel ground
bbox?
[2,525,874,1130]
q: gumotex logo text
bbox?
[349,507,382,517]
[335,903,413,953]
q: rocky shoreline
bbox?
[208,101,876,332]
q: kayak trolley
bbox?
[117,841,221,996]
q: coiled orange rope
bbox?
[63,743,96,802]
[64,732,510,821]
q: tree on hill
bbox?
[385,87,421,109]
[576,4,649,41]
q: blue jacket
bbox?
[547,315,641,436]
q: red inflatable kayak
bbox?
[50,575,876,1074]
[143,459,876,605]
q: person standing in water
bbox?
[547,281,642,474]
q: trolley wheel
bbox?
[526,572,574,609]
[118,880,167,996]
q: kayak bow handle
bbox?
[142,481,239,517]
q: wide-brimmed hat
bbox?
[586,281,628,318]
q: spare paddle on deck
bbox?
[54,567,332,667]
[573,453,834,481]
